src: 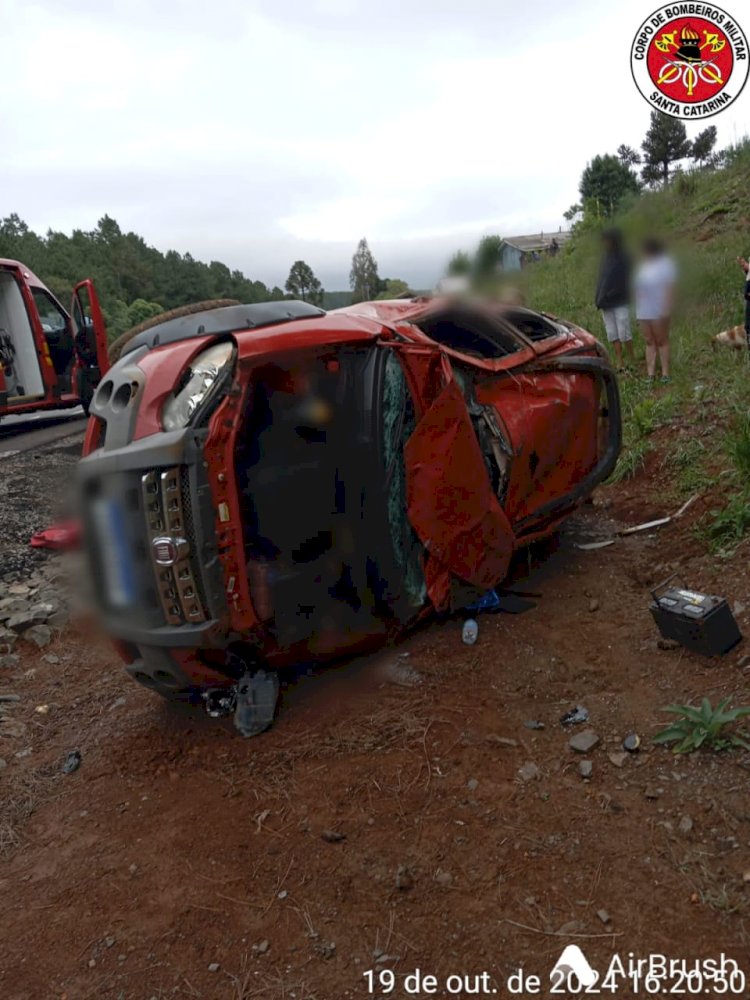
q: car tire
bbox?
[108,299,241,365]
[79,372,95,416]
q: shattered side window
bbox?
[381,353,426,609]
[505,310,561,342]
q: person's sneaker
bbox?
[660,375,672,384]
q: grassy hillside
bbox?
[516,140,750,554]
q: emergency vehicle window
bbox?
[32,289,67,334]
[31,288,74,386]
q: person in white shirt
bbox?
[634,237,677,383]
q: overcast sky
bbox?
[3,0,749,290]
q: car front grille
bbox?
[141,467,207,625]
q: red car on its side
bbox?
[0,259,109,419]
[78,296,620,735]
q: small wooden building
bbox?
[499,230,571,271]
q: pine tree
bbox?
[579,155,640,216]
[349,238,380,303]
[285,260,323,305]
[641,112,692,186]
[690,126,718,168]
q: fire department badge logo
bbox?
[631,4,748,118]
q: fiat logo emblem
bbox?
[153,536,178,566]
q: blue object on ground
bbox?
[466,589,502,613]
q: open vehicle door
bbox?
[71,279,109,413]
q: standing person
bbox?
[738,255,750,351]
[634,237,677,384]
[595,228,633,371]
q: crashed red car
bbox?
[79,296,621,734]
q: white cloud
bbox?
[3,0,749,289]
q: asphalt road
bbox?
[0,408,88,456]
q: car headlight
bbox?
[162,342,235,431]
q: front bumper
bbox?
[78,426,229,653]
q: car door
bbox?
[476,308,619,536]
[388,302,528,609]
[71,280,109,411]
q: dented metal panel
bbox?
[404,376,514,611]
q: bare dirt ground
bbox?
[2,432,750,1000]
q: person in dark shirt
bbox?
[738,254,750,351]
[595,228,633,370]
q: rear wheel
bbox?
[78,370,95,415]
[108,299,240,364]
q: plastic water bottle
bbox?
[462,618,479,645]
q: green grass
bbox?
[510,139,750,542]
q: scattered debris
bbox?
[465,589,537,615]
[467,777,479,792]
[650,581,742,657]
[321,830,346,843]
[678,815,694,835]
[578,760,593,779]
[385,660,423,687]
[207,962,220,973]
[657,638,680,651]
[621,495,699,536]
[588,599,600,613]
[622,733,641,753]
[461,619,479,645]
[608,752,628,768]
[434,869,453,887]
[596,909,611,925]
[523,720,545,730]
[465,589,502,613]
[254,940,270,954]
[62,749,82,774]
[518,761,541,782]
[395,865,414,891]
[0,693,20,703]
[34,704,50,715]
[644,786,663,800]
[485,735,519,747]
[560,705,589,726]
[569,730,599,753]
[313,941,336,960]
[575,495,700,551]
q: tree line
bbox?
[0,215,417,338]
[0,213,287,340]
[567,111,730,221]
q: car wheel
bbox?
[79,373,95,415]
[108,299,241,365]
